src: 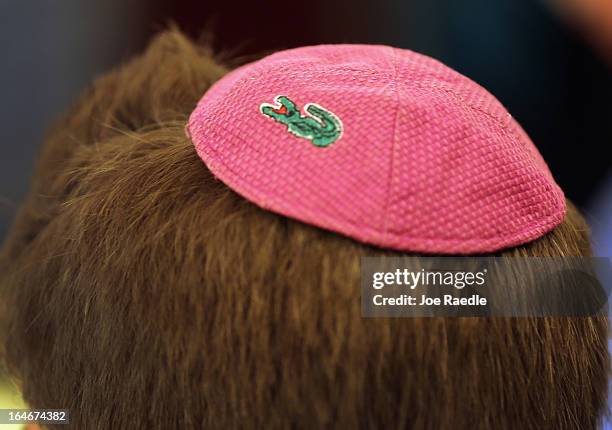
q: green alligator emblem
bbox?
[259,95,343,147]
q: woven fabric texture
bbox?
[187,44,566,254]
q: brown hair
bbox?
[1,30,609,429]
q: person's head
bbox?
[1,30,608,429]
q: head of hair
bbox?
[0,30,608,429]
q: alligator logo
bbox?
[259,95,343,147]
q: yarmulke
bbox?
[187,44,566,254]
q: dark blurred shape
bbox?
[0,0,152,240]
[554,0,612,62]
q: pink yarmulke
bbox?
[187,44,566,254]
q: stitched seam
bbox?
[381,46,402,240]
[197,135,564,245]
[193,107,565,244]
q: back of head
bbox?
[0,30,608,429]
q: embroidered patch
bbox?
[259,95,343,147]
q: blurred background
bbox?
[0,0,611,426]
